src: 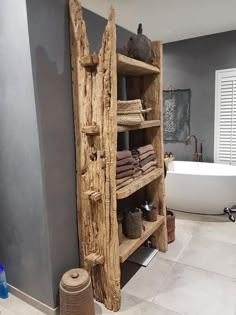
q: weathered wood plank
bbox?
[117,119,161,132]
[69,0,91,269]
[69,1,120,311]
[116,168,163,200]
[119,217,164,263]
[143,42,168,252]
[117,53,160,76]
[97,8,120,311]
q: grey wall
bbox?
[0,0,54,306]
[163,30,236,162]
[26,0,79,307]
[83,8,133,53]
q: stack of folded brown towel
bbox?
[131,151,142,179]
[116,150,134,190]
[132,144,157,175]
[116,146,157,190]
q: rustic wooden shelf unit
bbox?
[69,1,167,311]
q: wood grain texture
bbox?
[116,168,163,200]
[117,54,160,76]
[82,125,100,135]
[69,1,120,311]
[119,217,164,263]
[143,42,168,252]
[80,54,99,67]
[117,120,161,132]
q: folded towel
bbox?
[117,150,131,161]
[137,144,154,155]
[116,175,132,186]
[131,149,138,155]
[117,157,135,166]
[133,170,142,178]
[139,150,155,161]
[116,169,135,179]
[143,166,156,175]
[116,164,134,174]
[117,178,133,190]
[140,154,156,167]
[141,160,157,172]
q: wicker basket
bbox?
[167,209,175,244]
[117,99,151,126]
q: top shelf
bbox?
[80,53,160,76]
[117,54,160,76]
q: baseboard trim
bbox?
[8,285,59,315]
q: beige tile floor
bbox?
[0,293,45,315]
[1,212,236,315]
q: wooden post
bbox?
[69,1,120,311]
[143,42,168,252]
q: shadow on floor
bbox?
[120,261,142,288]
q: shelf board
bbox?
[117,54,160,76]
[116,168,162,200]
[117,120,161,132]
[119,216,165,263]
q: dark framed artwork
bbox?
[163,89,191,142]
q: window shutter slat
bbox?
[215,69,236,165]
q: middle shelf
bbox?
[116,168,163,200]
[119,216,165,263]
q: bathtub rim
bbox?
[167,161,236,177]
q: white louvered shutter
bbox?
[215,69,236,165]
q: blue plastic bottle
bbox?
[0,264,8,299]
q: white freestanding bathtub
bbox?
[165,161,236,215]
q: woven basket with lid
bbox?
[60,268,95,315]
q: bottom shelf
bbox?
[119,216,165,263]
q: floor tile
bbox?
[0,294,45,315]
[0,304,15,315]
[95,292,181,315]
[194,218,236,244]
[173,211,236,244]
[122,258,175,301]
[172,211,202,235]
[178,236,236,278]
[159,228,192,262]
[153,263,236,315]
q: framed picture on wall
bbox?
[163,89,191,142]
